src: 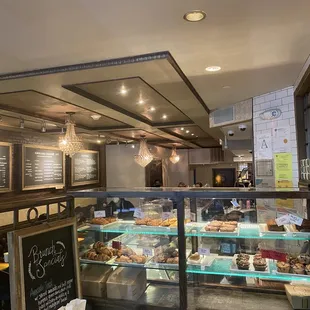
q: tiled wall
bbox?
[253,86,298,187]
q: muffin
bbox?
[305,264,310,275]
[297,254,310,265]
[277,261,290,273]
[237,259,250,270]
[292,263,305,274]
[253,258,267,271]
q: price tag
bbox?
[201,265,205,271]
[261,249,287,262]
[198,247,210,256]
[133,208,144,218]
[162,212,171,220]
[275,214,289,226]
[143,248,153,256]
[94,210,106,218]
[288,214,303,226]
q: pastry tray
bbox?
[187,254,215,267]
[89,220,121,230]
[108,255,152,267]
[133,225,177,232]
[146,256,179,269]
[230,254,270,274]
[284,224,310,238]
[199,224,238,236]
[259,224,286,236]
[274,270,310,278]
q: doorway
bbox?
[212,168,236,187]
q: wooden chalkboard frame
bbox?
[8,218,81,310]
[71,150,99,186]
[22,144,65,191]
[0,142,12,192]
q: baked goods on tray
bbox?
[266,219,284,232]
[188,252,200,261]
[277,254,310,275]
[276,261,290,273]
[83,242,115,262]
[135,217,182,228]
[115,246,147,264]
[253,258,267,271]
[204,220,238,232]
[91,217,117,225]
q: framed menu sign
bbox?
[71,150,99,186]
[22,145,65,190]
[8,218,81,310]
[0,142,12,192]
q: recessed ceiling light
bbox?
[162,114,167,119]
[91,114,101,120]
[186,130,190,133]
[183,10,206,22]
[223,86,231,89]
[191,133,194,136]
[196,135,198,138]
[138,99,144,104]
[131,145,135,148]
[120,86,128,95]
[150,107,155,112]
[181,127,184,131]
[97,140,101,144]
[205,66,221,72]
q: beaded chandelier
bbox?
[134,138,153,167]
[169,146,180,164]
[59,112,83,157]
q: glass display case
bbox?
[72,187,310,310]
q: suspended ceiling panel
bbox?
[0,90,128,130]
[164,125,210,140]
[70,77,191,125]
[109,129,163,141]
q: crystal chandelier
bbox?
[169,146,180,164]
[59,112,83,157]
[134,138,153,167]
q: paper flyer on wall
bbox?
[273,127,291,153]
[256,132,273,159]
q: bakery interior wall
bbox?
[0,128,99,226]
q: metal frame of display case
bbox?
[71,187,310,310]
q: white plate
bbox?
[187,255,215,267]
[259,224,286,236]
[230,254,270,274]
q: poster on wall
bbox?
[273,127,291,153]
[0,142,12,192]
[256,132,272,159]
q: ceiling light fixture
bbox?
[58,112,83,157]
[191,133,194,136]
[131,145,135,149]
[41,121,46,133]
[223,86,231,89]
[186,130,190,133]
[120,85,128,95]
[150,107,155,112]
[183,10,206,22]
[205,66,221,72]
[169,146,180,164]
[91,114,101,120]
[97,140,101,144]
[134,137,153,167]
[181,128,184,131]
[19,118,24,129]
[162,114,167,119]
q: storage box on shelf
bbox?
[71,187,310,310]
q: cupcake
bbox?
[237,253,250,260]
[237,259,250,270]
[297,254,310,265]
[305,264,310,275]
[292,263,305,275]
[253,258,267,271]
[277,261,290,273]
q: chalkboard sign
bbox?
[0,142,12,192]
[22,145,64,190]
[71,150,99,186]
[8,219,81,310]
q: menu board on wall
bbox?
[22,145,64,190]
[0,142,12,192]
[71,150,99,186]
[8,219,81,310]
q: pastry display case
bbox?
[72,187,310,310]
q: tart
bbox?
[276,261,290,273]
[292,263,305,274]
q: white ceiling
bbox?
[0,0,309,111]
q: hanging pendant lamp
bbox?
[169,146,180,164]
[134,137,153,167]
